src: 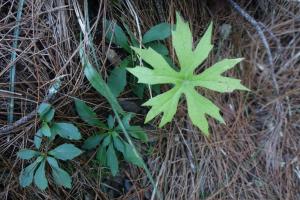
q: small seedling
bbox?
[75,99,147,176]
[127,13,249,135]
[18,103,83,190]
[18,144,82,190]
[34,103,81,148]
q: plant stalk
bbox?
[8,0,25,124]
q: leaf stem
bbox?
[113,108,163,200]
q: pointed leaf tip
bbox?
[128,11,249,136]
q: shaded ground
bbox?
[0,0,299,199]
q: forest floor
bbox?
[0,0,299,199]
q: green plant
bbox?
[75,99,147,176]
[34,103,81,147]
[127,13,249,135]
[105,20,171,55]
[105,20,172,98]
[18,103,83,190]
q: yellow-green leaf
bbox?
[127,12,249,135]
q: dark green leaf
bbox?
[51,123,81,140]
[142,23,171,43]
[121,113,134,129]
[43,108,55,122]
[80,50,124,115]
[41,122,51,137]
[107,66,127,97]
[128,126,148,142]
[123,23,139,47]
[19,156,43,188]
[122,56,134,68]
[75,99,106,128]
[49,126,57,141]
[102,135,112,147]
[47,157,72,189]
[82,134,104,150]
[123,143,143,167]
[147,42,169,55]
[34,160,48,190]
[17,149,39,160]
[38,103,55,122]
[105,20,130,52]
[152,84,161,95]
[107,115,115,129]
[46,157,59,168]
[96,145,107,164]
[51,167,72,189]
[49,144,82,161]
[107,143,119,176]
[113,136,125,154]
[132,82,145,99]
[34,130,43,149]
[37,103,51,117]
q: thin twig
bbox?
[0,80,61,135]
[227,0,280,95]
[154,0,165,22]
[8,0,25,124]
[175,120,196,174]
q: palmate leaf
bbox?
[127,12,249,136]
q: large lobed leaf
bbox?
[127,12,249,136]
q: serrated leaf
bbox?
[123,143,143,167]
[47,157,59,168]
[106,143,119,176]
[19,156,43,188]
[102,135,112,147]
[34,160,48,190]
[51,167,72,189]
[17,149,39,160]
[113,136,125,154]
[107,66,127,97]
[128,126,148,142]
[51,123,81,140]
[142,23,171,44]
[49,144,82,161]
[75,99,106,128]
[47,157,72,189]
[191,58,249,92]
[82,134,104,150]
[40,122,51,137]
[127,13,249,135]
